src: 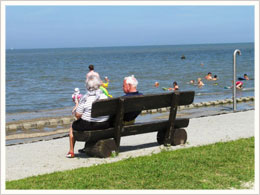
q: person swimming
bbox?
[205,72,213,80]
[236,81,243,89]
[173,81,179,90]
[163,81,179,91]
[238,74,250,81]
[244,74,249,80]
[225,81,244,89]
[197,78,204,87]
[212,75,218,81]
[154,81,159,87]
[189,80,195,84]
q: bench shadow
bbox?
[119,142,159,152]
[74,142,160,159]
[75,153,89,158]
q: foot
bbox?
[66,151,75,158]
[78,148,86,154]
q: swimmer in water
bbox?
[244,74,249,80]
[236,81,243,89]
[168,81,179,91]
[154,81,159,87]
[227,81,244,89]
[197,78,204,87]
[212,75,218,81]
[173,81,179,91]
[205,72,213,80]
[190,80,195,85]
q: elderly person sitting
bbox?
[122,75,143,123]
[66,75,110,158]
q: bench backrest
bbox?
[91,91,195,117]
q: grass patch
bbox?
[6,137,254,189]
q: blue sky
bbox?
[6,6,254,49]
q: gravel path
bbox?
[5,110,255,181]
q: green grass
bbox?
[6,137,254,190]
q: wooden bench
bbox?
[73,91,195,158]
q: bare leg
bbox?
[69,126,76,153]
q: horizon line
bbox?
[7,41,254,50]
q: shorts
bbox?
[72,118,111,132]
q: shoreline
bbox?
[6,107,254,146]
[5,110,255,181]
[5,96,254,146]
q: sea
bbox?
[6,42,255,121]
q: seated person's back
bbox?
[122,75,143,122]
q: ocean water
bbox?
[6,43,254,115]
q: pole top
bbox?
[234,49,241,56]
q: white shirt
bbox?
[76,89,109,122]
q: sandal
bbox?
[66,152,75,158]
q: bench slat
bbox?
[73,118,189,143]
[92,91,195,117]
[122,118,189,136]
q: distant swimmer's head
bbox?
[89,64,94,71]
[214,75,217,78]
[154,82,159,87]
[190,80,195,84]
[244,74,248,78]
[243,74,249,80]
[173,81,178,86]
[208,72,212,75]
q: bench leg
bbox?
[171,128,187,146]
[157,128,187,146]
[85,139,117,158]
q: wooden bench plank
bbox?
[73,118,189,143]
[91,91,195,117]
[122,118,189,136]
[73,128,115,142]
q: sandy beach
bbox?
[5,110,255,181]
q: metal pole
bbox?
[233,49,241,112]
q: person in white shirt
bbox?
[66,75,110,158]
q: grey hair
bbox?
[124,75,138,87]
[85,75,101,91]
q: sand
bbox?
[5,110,255,181]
